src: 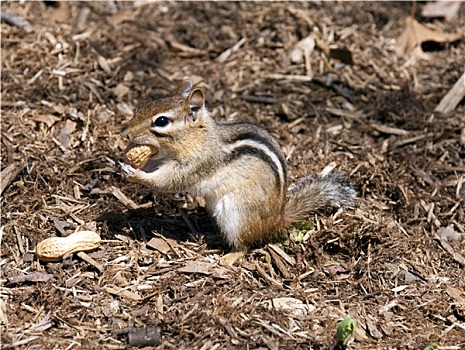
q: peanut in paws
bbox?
[36,230,101,261]
[124,144,158,169]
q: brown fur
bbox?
[120,82,356,251]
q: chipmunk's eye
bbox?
[153,116,170,127]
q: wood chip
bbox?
[267,297,315,315]
[128,326,162,347]
[365,316,382,339]
[30,311,53,331]
[0,11,32,32]
[267,244,295,266]
[434,233,465,266]
[56,120,77,149]
[267,247,291,279]
[177,261,214,275]
[371,123,410,135]
[0,161,27,196]
[7,272,53,285]
[422,1,462,21]
[255,262,282,287]
[217,317,239,342]
[435,72,465,114]
[326,107,366,121]
[0,299,8,326]
[219,251,245,266]
[113,83,130,99]
[238,95,278,104]
[445,285,465,303]
[147,237,172,254]
[102,285,142,301]
[157,294,164,322]
[437,225,464,246]
[33,114,61,128]
[107,10,136,27]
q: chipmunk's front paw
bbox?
[119,161,139,179]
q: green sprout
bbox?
[289,227,305,243]
[335,316,357,347]
[424,345,439,350]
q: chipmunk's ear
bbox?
[176,80,193,97]
[186,88,205,124]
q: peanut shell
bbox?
[36,230,101,261]
[124,144,158,169]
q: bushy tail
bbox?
[284,172,357,225]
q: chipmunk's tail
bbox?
[284,172,357,225]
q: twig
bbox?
[238,95,278,104]
[165,33,208,58]
[267,74,314,82]
[255,262,282,287]
[370,123,410,136]
[76,252,104,273]
[108,186,139,209]
[216,37,247,63]
[179,208,200,237]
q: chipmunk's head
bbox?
[120,81,211,170]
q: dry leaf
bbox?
[395,16,462,60]
[422,1,461,22]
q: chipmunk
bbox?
[119,81,356,262]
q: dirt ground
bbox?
[1,1,465,349]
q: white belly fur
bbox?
[207,193,242,248]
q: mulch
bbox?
[1,1,464,349]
